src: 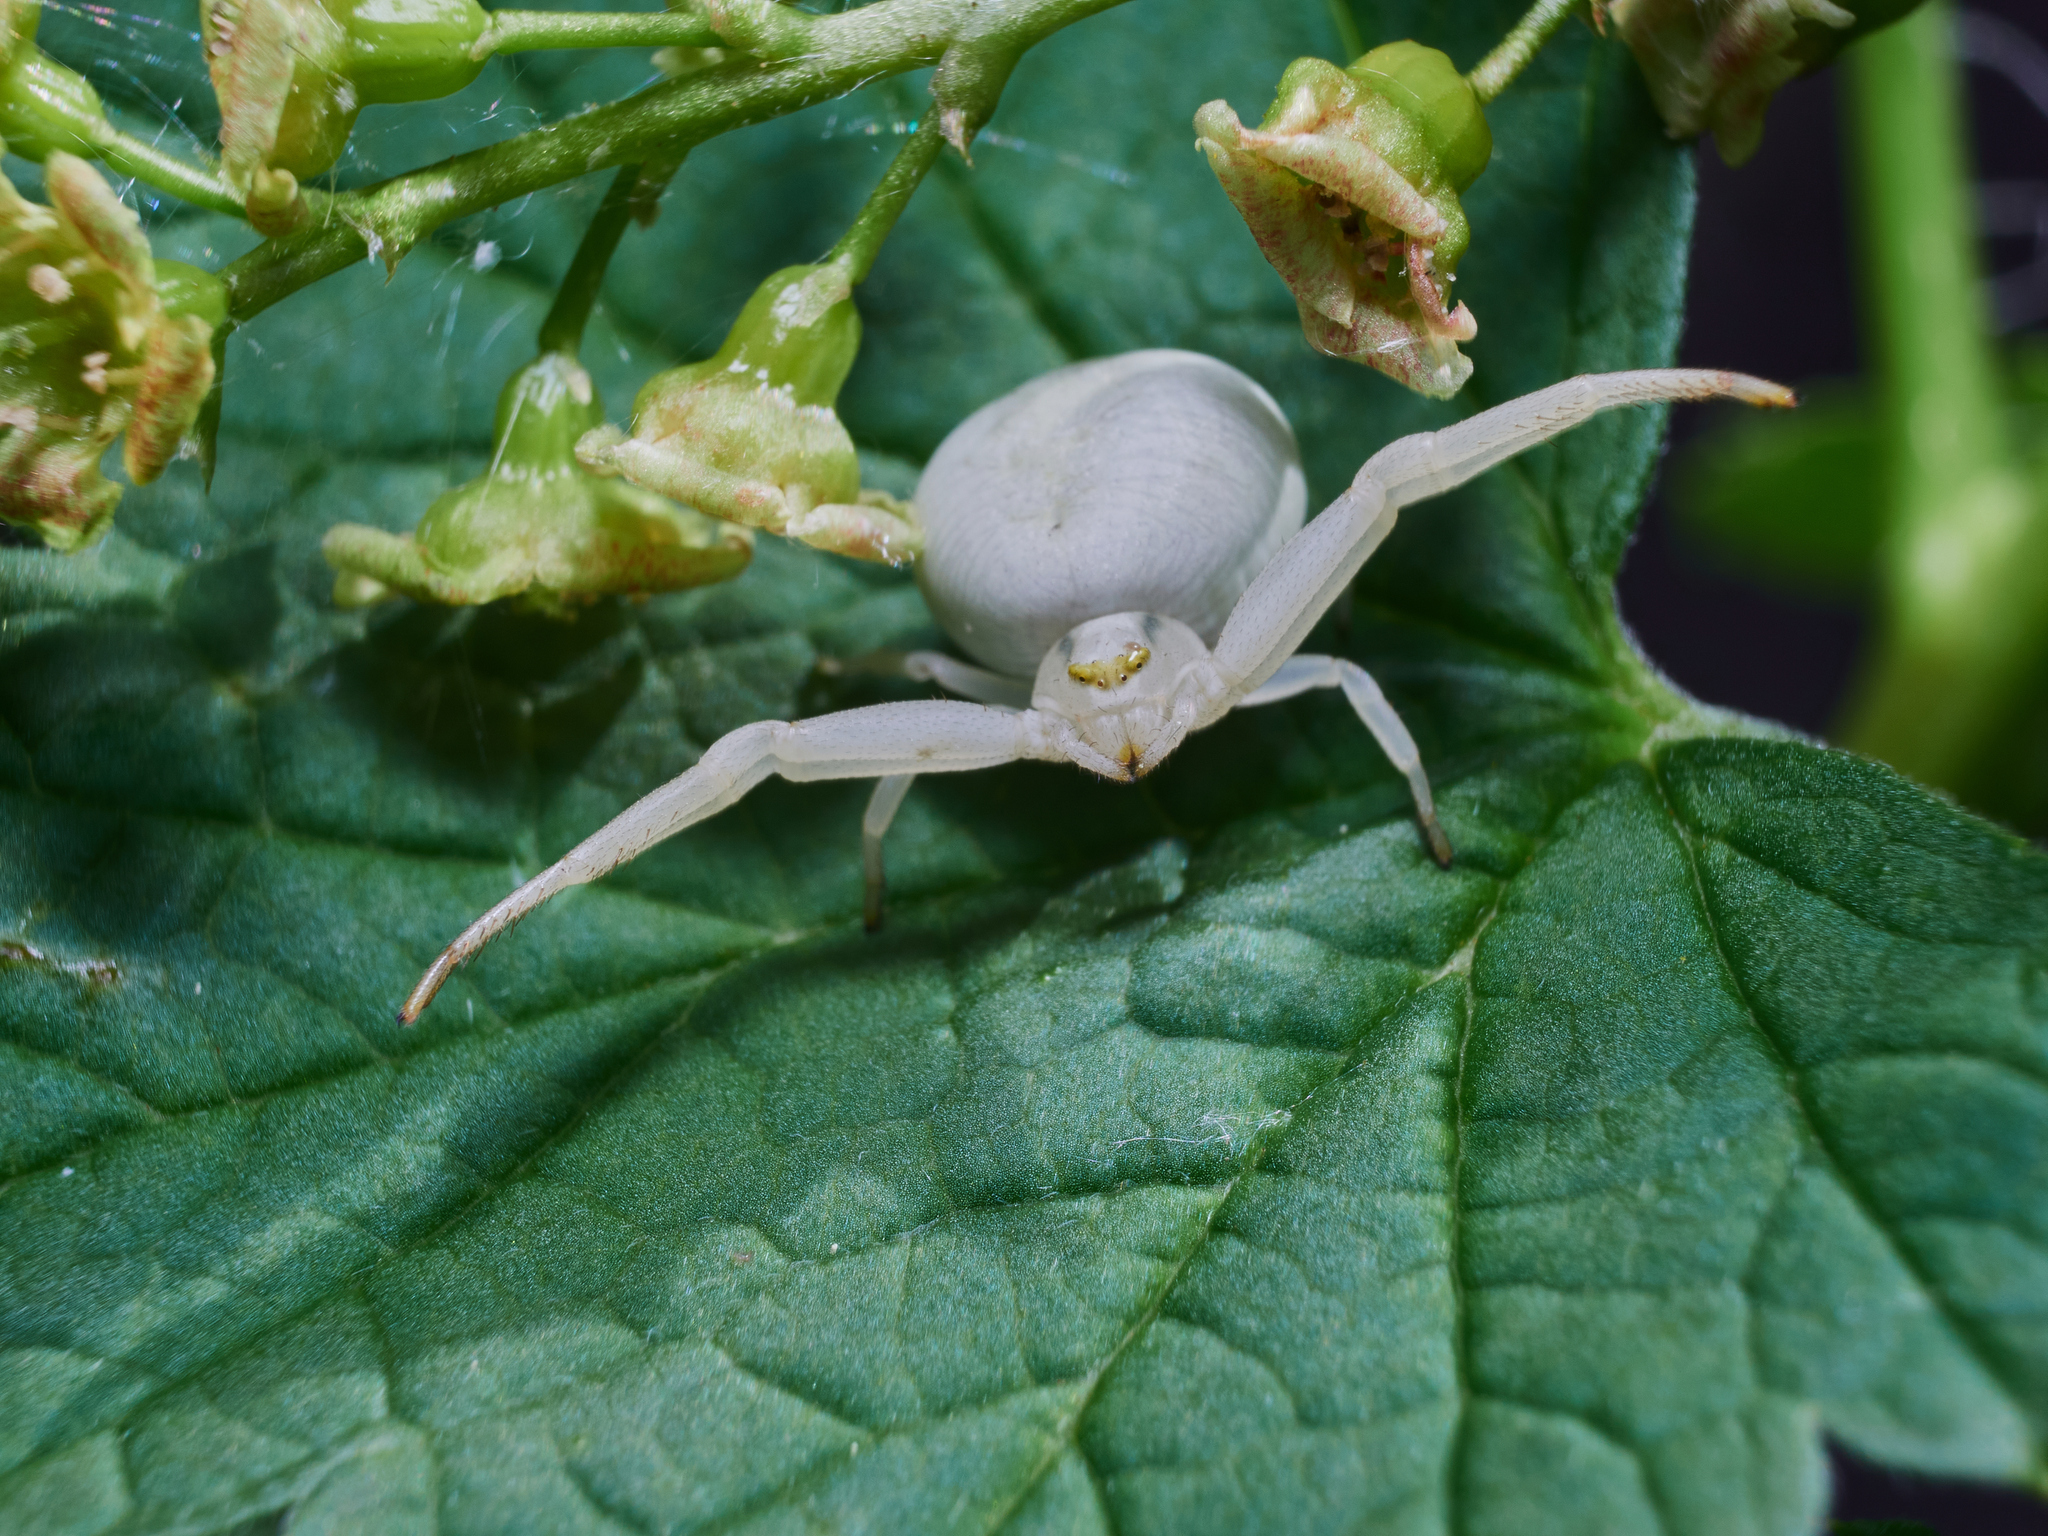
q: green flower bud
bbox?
[578,263,922,565]
[1347,42,1492,194]
[201,0,488,193]
[0,49,103,162]
[0,5,102,161]
[321,351,752,616]
[1196,45,1491,399]
[0,151,221,551]
[1607,0,1924,164]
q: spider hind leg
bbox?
[862,773,917,930]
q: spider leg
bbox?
[1209,368,1792,704]
[863,773,916,931]
[903,652,1034,709]
[1361,369,1792,512]
[400,702,1049,1023]
[817,650,1033,709]
[1237,654,1450,865]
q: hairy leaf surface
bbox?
[3,2,2044,1532]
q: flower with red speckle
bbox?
[1197,43,1491,399]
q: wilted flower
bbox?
[200,0,488,213]
[1196,42,1492,399]
[321,351,752,616]
[1606,0,1908,164]
[578,262,921,565]
[0,151,222,551]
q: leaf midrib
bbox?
[0,719,1579,1523]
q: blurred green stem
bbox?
[825,116,946,283]
[535,164,644,355]
[1325,0,1364,63]
[1837,2,2047,795]
[87,123,244,218]
[474,9,722,56]
[1467,0,1579,103]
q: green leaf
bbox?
[4,2,2045,1533]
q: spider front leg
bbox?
[400,700,1053,1022]
[1208,368,1794,701]
[1358,368,1794,510]
[1239,654,1451,865]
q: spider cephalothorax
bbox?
[400,350,1791,1022]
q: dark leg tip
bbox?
[1424,821,1453,869]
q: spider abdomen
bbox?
[914,349,1306,676]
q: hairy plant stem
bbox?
[220,0,1130,323]
[3,59,242,217]
[86,123,244,218]
[536,164,645,355]
[1836,2,2046,797]
[826,116,947,283]
[1466,0,1579,103]
[59,15,719,222]
[474,8,722,58]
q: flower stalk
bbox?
[536,163,647,356]
[218,0,1134,323]
[1835,2,2048,796]
[470,8,724,57]
[826,114,948,282]
[0,1,243,217]
[1465,0,1581,104]
[73,129,245,219]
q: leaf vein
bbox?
[1652,767,2042,1445]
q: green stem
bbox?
[1836,2,2046,796]
[537,163,646,354]
[87,123,245,219]
[221,0,1131,322]
[474,9,722,57]
[824,116,946,283]
[1465,0,1579,103]
[0,48,242,217]
[1325,0,1364,64]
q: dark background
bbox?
[1612,5,2048,1532]
[1621,2,2046,740]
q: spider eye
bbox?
[1067,643,1150,689]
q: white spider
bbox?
[400,351,1790,1022]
